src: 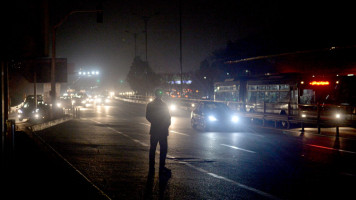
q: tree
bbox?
[125,57,159,95]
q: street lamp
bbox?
[51,7,103,118]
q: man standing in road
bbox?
[146,89,171,177]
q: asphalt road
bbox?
[24,99,356,199]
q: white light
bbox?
[35,114,39,118]
[208,115,217,121]
[231,116,239,123]
[79,72,82,75]
[57,103,62,108]
[191,103,195,107]
[105,99,110,103]
[83,72,86,75]
[149,98,153,102]
[301,114,307,118]
[92,71,95,75]
[170,104,176,111]
[96,71,99,75]
[336,114,341,119]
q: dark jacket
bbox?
[146,98,171,136]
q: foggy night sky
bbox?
[50,0,355,87]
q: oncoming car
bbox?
[191,102,241,131]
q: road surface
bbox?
[28,99,356,199]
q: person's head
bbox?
[154,89,164,98]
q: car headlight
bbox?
[81,100,87,104]
[105,99,110,103]
[170,104,176,111]
[57,103,62,108]
[18,109,23,113]
[208,115,217,121]
[231,116,239,123]
[335,113,341,119]
[96,98,102,103]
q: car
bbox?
[17,99,49,122]
[56,96,73,109]
[191,101,241,131]
[94,95,112,106]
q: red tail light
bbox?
[309,81,330,86]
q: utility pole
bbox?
[50,7,103,118]
[179,0,183,97]
[125,31,140,58]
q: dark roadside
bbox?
[1,129,110,200]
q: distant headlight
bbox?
[208,115,217,121]
[96,98,102,103]
[105,98,110,103]
[170,104,176,111]
[18,109,23,114]
[231,116,239,123]
[335,113,341,119]
[81,100,87,104]
[57,103,62,108]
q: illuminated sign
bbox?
[309,81,330,86]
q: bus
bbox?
[214,73,356,126]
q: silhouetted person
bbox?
[146,89,171,177]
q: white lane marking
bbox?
[32,131,112,200]
[140,123,190,136]
[170,130,189,136]
[92,119,278,199]
[306,144,356,155]
[91,120,149,147]
[180,162,280,200]
[221,144,256,154]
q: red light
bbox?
[309,81,330,86]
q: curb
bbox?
[28,116,72,132]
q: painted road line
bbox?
[140,123,190,136]
[221,144,256,153]
[306,144,356,155]
[170,130,189,136]
[180,161,280,200]
[91,119,277,199]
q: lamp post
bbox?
[50,8,103,118]
[125,30,141,58]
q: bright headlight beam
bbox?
[231,116,239,123]
[170,104,176,111]
[208,115,217,121]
